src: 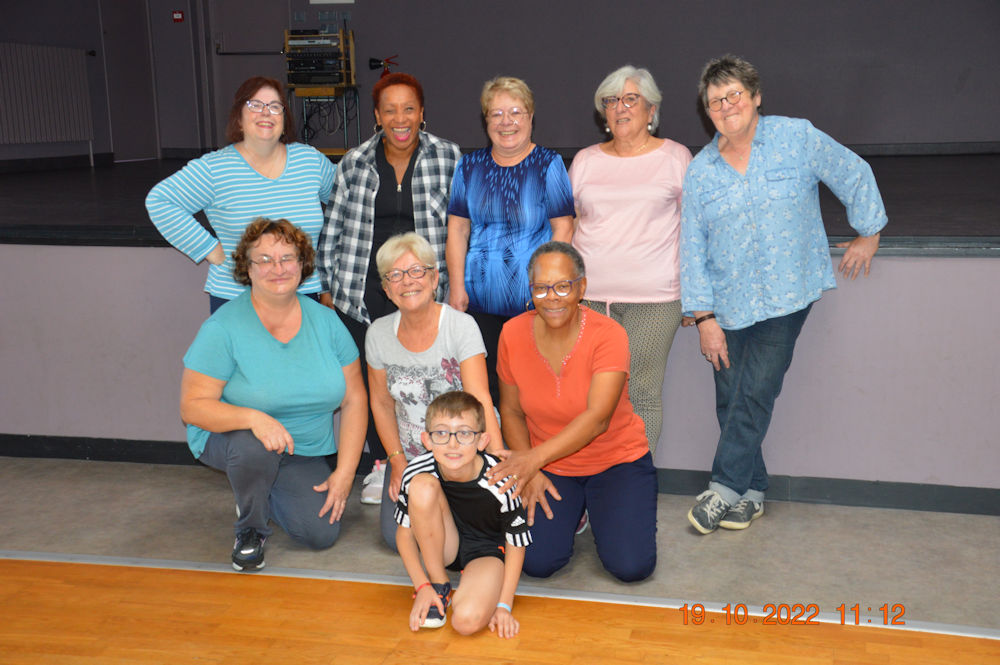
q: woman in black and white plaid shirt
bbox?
[316,73,461,503]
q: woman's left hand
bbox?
[488,606,520,639]
[486,448,542,499]
[313,469,353,524]
[387,457,405,503]
[836,233,880,280]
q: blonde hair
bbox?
[375,232,437,278]
[480,76,535,116]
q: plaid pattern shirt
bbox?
[317,131,461,324]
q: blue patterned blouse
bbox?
[448,146,575,317]
[680,116,887,330]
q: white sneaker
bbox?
[360,460,385,505]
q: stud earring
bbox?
[604,125,610,134]
[647,122,654,133]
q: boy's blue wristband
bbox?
[496,602,512,612]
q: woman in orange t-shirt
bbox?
[489,241,657,582]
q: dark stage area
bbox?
[1,154,998,248]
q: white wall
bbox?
[1,246,997,489]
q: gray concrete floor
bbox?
[2,457,997,633]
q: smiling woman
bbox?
[445,76,576,406]
[179,218,367,571]
[570,65,692,453]
[364,232,502,551]
[315,73,462,499]
[146,76,335,311]
[491,241,658,583]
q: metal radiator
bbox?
[0,42,94,145]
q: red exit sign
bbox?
[172,10,184,23]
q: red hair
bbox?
[372,72,425,111]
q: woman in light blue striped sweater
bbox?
[146,76,335,312]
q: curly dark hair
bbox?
[225,76,296,145]
[232,218,315,286]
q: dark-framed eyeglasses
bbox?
[383,265,435,283]
[249,254,300,269]
[600,93,642,109]
[530,276,584,299]
[427,429,482,446]
[706,90,745,112]
[246,99,285,115]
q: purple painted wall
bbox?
[1,247,997,489]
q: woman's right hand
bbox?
[249,410,294,454]
[697,318,730,371]
[205,242,226,266]
[448,285,469,312]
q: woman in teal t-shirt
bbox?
[181,218,367,571]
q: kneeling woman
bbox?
[365,232,502,550]
[490,241,657,582]
[180,218,367,571]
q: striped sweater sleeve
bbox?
[145,155,219,263]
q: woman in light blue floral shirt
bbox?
[679,55,887,535]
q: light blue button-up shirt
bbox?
[680,115,888,330]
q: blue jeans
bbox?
[200,430,341,549]
[709,305,812,505]
[524,453,657,583]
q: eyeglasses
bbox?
[383,265,435,282]
[249,254,299,269]
[486,108,530,124]
[427,429,482,446]
[246,99,285,115]
[530,276,584,299]
[706,90,745,112]
[600,93,642,109]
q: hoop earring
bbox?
[374,123,383,134]
[420,121,426,131]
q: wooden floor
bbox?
[2,559,997,665]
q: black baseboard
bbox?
[2,434,995,516]
[0,153,114,173]
[656,469,1000,516]
[1,434,195,466]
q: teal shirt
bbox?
[182,292,359,458]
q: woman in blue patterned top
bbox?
[680,55,888,535]
[446,76,575,403]
[146,76,335,312]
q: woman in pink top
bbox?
[569,65,692,452]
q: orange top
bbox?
[497,306,649,476]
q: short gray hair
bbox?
[594,65,662,132]
[698,54,761,108]
[527,241,586,281]
[375,232,437,278]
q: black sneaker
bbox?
[421,581,452,629]
[719,499,764,530]
[687,490,731,534]
[232,528,266,571]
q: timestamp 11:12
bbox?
[837,603,906,626]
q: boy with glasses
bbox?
[394,391,530,637]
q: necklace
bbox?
[613,136,650,157]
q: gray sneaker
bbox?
[687,490,731,534]
[719,499,764,530]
